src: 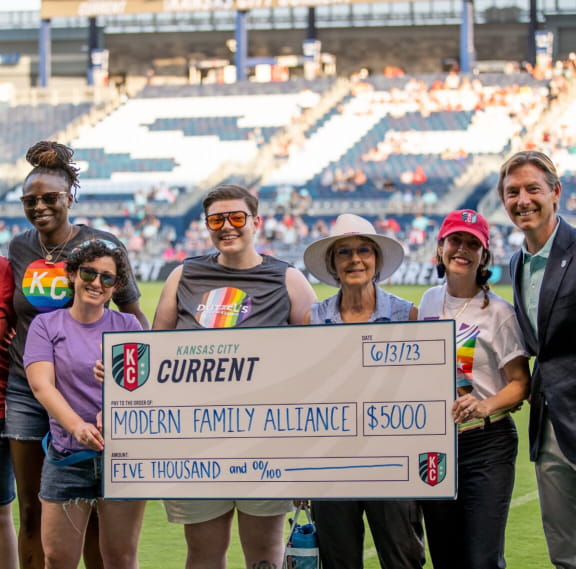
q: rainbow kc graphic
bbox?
[112,343,150,392]
[419,452,446,486]
[23,259,71,312]
[456,323,480,387]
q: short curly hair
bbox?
[66,240,130,290]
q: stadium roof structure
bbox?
[38,0,489,83]
[39,0,537,87]
[41,0,444,18]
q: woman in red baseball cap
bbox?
[418,209,530,569]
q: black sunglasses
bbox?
[78,266,118,289]
[20,192,68,209]
[205,211,253,231]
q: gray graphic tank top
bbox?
[176,254,292,329]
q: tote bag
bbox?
[283,504,320,569]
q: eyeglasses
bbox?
[335,246,375,260]
[20,192,68,209]
[205,211,253,231]
[78,266,118,289]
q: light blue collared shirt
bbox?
[309,285,412,324]
[521,219,560,336]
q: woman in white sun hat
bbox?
[302,213,425,569]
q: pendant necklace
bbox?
[38,225,75,265]
[442,289,473,320]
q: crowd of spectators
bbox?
[2,57,576,270]
[0,209,533,274]
[271,184,313,215]
[351,68,553,126]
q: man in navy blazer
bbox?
[498,150,576,569]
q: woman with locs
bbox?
[4,140,148,569]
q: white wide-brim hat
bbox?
[303,213,405,287]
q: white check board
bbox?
[102,320,456,499]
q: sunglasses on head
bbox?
[335,246,375,260]
[20,192,68,209]
[78,266,118,288]
[205,211,253,231]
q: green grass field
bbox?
[15,283,552,568]
[136,282,552,568]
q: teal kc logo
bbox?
[419,452,446,486]
[112,343,150,391]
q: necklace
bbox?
[38,225,75,264]
[442,289,473,320]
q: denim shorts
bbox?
[40,445,103,502]
[4,372,49,440]
[0,421,16,506]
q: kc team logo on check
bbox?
[112,343,150,391]
[418,452,446,486]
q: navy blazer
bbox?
[510,217,576,463]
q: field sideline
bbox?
[14,282,552,568]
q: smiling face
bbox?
[438,232,486,281]
[205,198,261,257]
[22,172,72,238]
[332,236,378,289]
[69,255,118,308]
[501,163,561,252]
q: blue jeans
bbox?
[4,372,49,440]
[422,416,518,569]
[40,445,103,502]
[0,420,15,505]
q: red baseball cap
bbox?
[437,209,490,248]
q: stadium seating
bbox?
[259,71,550,214]
[0,69,564,266]
[68,78,336,193]
[0,101,93,164]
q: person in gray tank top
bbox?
[153,184,316,569]
[301,213,425,569]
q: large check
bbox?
[102,320,456,499]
